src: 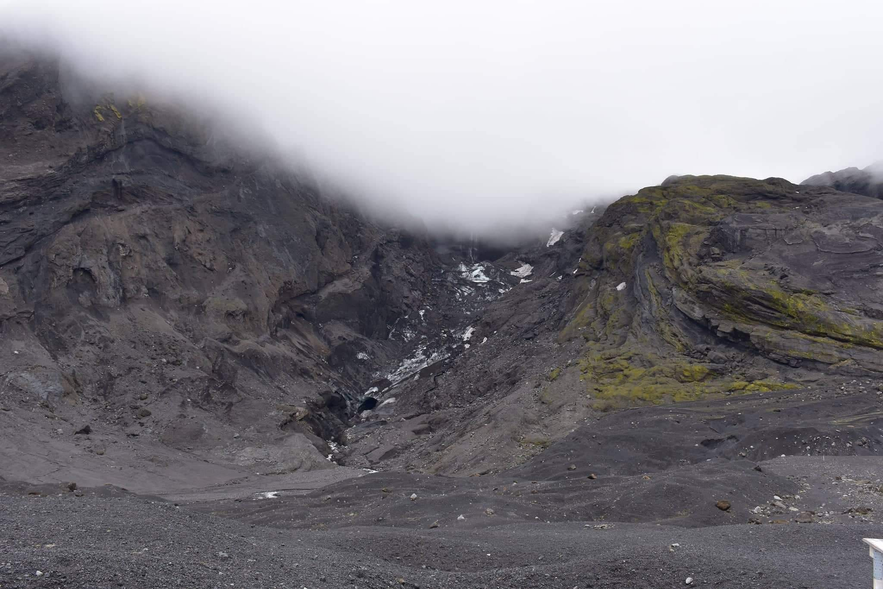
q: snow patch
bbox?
[547,229,564,247]
[379,397,396,408]
[459,262,491,283]
[255,491,279,500]
[616,282,627,291]
[386,345,449,387]
[520,279,532,284]
[356,352,369,361]
[454,284,475,301]
[571,209,585,216]
[510,263,533,279]
[462,326,475,342]
[326,441,340,462]
[419,309,426,320]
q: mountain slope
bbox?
[344,174,883,475]
[0,54,541,487]
[566,174,883,397]
[802,162,883,199]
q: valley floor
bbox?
[0,474,877,589]
[3,383,883,588]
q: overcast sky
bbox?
[2,0,882,234]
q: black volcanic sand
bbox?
[4,386,879,588]
[197,385,883,531]
[198,462,795,531]
[0,483,877,589]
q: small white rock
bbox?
[35,571,44,577]
[410,493,418,501]
[457,514,466,521]
[685,577,693,585]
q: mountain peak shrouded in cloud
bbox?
[2,0,883,235]
[801,161,883,200]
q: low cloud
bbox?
[2,0,883,236]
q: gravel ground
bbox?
[4,385,883,588]
[1,482,879,589]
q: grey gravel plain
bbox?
[1,481,878,589]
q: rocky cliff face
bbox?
[566,174,883,396]
[0,54,551,481]
[344,175,883,475]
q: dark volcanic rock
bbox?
[0,53,533,480]
[564,174,883,402]
[346,174,883,475]
[802,162,883,199]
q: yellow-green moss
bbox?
[706,194,738,209]
[644,268,687,351]
[561,176,836,409]
[578,349,795,406]
[680,363,710,382]
[559,290,596,341]
[709,264,883,350]
[94,102,123,122]
[617,233,641,252]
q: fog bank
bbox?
[2,0,882,235]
